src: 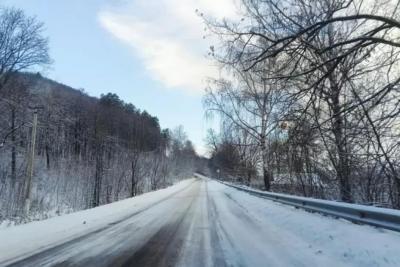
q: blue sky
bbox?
[2,0,237,155]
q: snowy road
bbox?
[1,177,400,266]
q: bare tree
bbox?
[0,7,50,90]
[204,60,291,190]
[204,0,400,205]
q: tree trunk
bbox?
[92,143,103,207]
[332,90,352,202]
[246,170,251,186]
[10,107,16,184]
[45,143,50,169]
[131,160,136,197]
[394,178,400,209]
[92,112,102,208]
[261,136,271,191]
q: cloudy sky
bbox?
[3,0,238,155]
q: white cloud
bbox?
[98,0,237,94]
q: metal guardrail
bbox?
[214,178,400,232]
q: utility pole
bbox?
[24,109,38,214]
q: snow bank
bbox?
[211,180,400,266]
[0,178,195,264]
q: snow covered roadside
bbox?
[0,178,195,264]
[211,180,400,266]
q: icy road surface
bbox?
[1,178,400,267]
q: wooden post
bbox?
[24,109,38,214]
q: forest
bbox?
[0,7,207,224]
[0,72,204,224]
[204,0,400,209]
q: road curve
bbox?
[4,178,400,267]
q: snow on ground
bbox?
[1,177,400,266]
[0,220,16,229]
[0,178,195,264]
[210,180,400,266]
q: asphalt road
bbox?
[6,179,226,267]
[5,178,400,267]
